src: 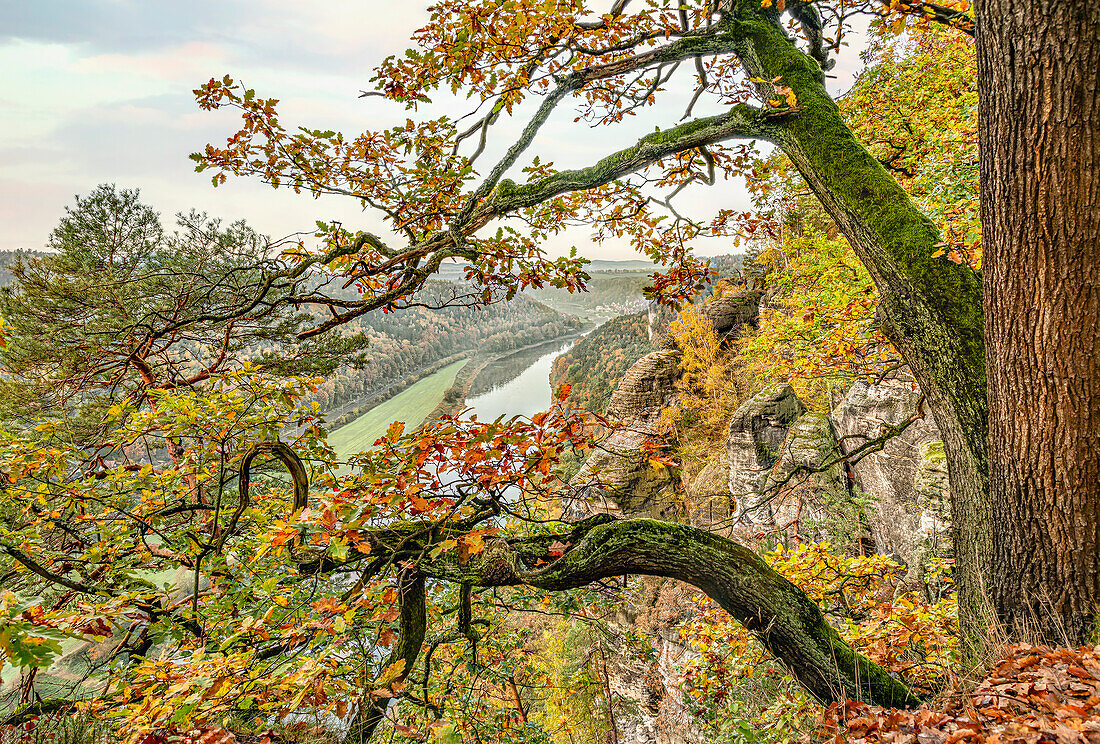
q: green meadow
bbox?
[327,359,467,460]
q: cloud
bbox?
[2,0,429,74]
[0,0,431,253]
[1,0,234,53]
[2,1,871,258]
[72,40,230,83]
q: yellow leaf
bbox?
[375,659,406,687]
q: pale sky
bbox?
[1,1,870,259]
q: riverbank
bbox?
[326,331,586,455]
[325,352,470,430]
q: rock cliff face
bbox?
[647,303,677,346]
[601,581,706,744]
[725,383,807,530]
[764,412,850,541]
[571,291,765,522]
[568,297,951,744]
[720,375,949,561]
[563,349,681,520]
[697,291,764,339]
[683,452,734,532]
[829,375,952,581]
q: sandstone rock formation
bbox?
[683,451,734,533]
[603,580,706,744]
[563,350,681,519]
[647,290,761,348]
[725,382,806,529]
[763,412,850,541]
[696,291,762,339]
[829,374,949,572]
[719,373,949,562]
[565,293,952,744]
[647,303,677,346]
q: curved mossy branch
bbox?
[286,513,918,708]
[346,570,426,744]
[724,1,990,653]
[228,441,309,550]
[423,518,921,709]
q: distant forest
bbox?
[0,251,44,286]
[0,250,581,415]
[528,254,743,318]
[550,311,654,414]
[312,281,583,412]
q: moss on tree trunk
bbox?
[725,2,990,659]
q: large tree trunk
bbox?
[976,0,1100,645]
[727,5,992,657]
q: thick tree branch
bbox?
[724,1,988,651]
[346,571,426,743]
[2,698,78,727]
[453,78,583,228]
[481,104,779,214]
[1,543,204,639]
[327,516,921,710]
[0,543,106,596]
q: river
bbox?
[327,336,580,462]
[464,337,576,420]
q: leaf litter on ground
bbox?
[807,645,1100,744]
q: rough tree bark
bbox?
[976,0,1100,644]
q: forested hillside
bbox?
[527,269,651,318]
[0,251,45,287]
[550,311,654,413]
[0,245,578,418]
[529,254,743,320]
[314,281,582,411]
